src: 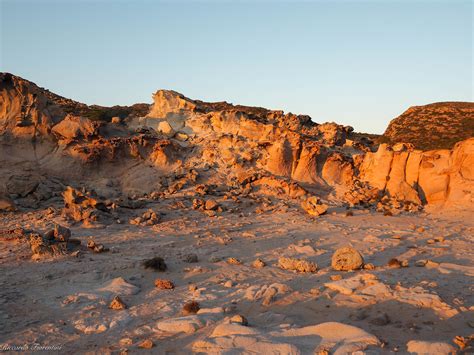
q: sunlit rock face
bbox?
[1,73,473,209]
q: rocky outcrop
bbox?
[359,138,474,206]
[1,73,472,210]
[0,72,68,136]
[0,73,148,138]
[147,90,198,119]
[52,114,100,141]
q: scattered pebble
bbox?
[109,296,127,310]
[183,253,198,263]
[143,257,167,271]
[227,257,242,265]
[138,339,154,349]
[154,279,175,290]
[182,301,200,315]
[252,258,266,268]
[229,314,248,326]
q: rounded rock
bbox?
[331,247,364,271]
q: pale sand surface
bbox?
[1,199,472,354]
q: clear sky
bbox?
[1,0,472,133]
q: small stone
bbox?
[252,258,266,268]
[363,263,375,270]
[226,257,242,265]
[330,274,343,281]
[204,210,217,217]
[224,280,234,288]
[182,301,200,315]
[188,284,197,292]
[54,224,71,242]
[387,258,402,268]
[453,336,469,350]
[175,132,188,141]
[143,257,167,271]
[427,239,435,244]
[425,260,440,268]
[111,116,121,124]
[209,256,222,263]
[301,196,328,217]
[183,253,198,263]
[87,239,108,253]
[119,338,133,346]
[229,314,248,326]
[414,260,426,267]
[109,296,127,310]
[154,279,175,290]
[205,199,219,210]
[331,247,364,271]
[138,339,154,349]
[94,244,105,253]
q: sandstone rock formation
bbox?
[1,73,473,212]
[359,138,474,206]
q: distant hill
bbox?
[382,102,474,150]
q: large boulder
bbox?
[331,247,364,271]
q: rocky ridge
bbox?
[1,73,473,215]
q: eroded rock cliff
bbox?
[1,74,473,212]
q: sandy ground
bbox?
[0,196,473,354]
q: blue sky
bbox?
[1,0,472,133]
